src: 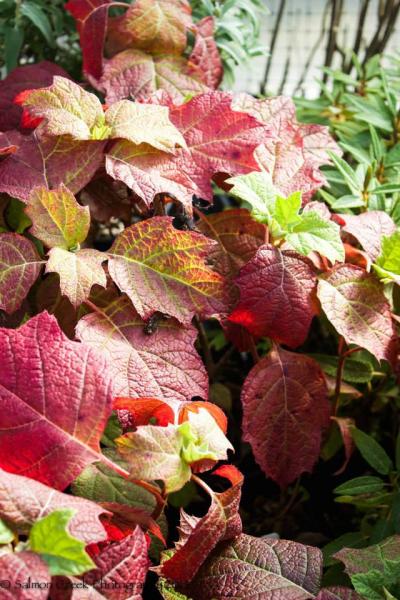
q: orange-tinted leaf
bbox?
[179,401,227,434]
[113,397,175,427]
[241,346,330,486]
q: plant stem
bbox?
[248,336,260,363]
[333,336,347,415]
[194,317,214,375]
[192,473,214,498]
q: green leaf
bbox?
[327,152,362,195]
[369,125,384,162]
[308,353,373,383]
[20,2,54,46]
[351,428,393,475]
[322,531,365,567]
[334,476,385,496]
[4,26,24,72]
[286,210,345,263]
[157,577,191,599]
[344,94,393,132]
[372,183,400,195]
[29,509,95,576]
[0,518,14,544]
[226,171,278,223]
[273,192,302,231]
[374,231,400,284]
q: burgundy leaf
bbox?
[331,416,355,475]
[158,465,243,583]
[187,17,223,89]
[229,244,318,348]
[182,533,323,599]
[0,312,114,490]
[0,551,50,599]
[340,210,397,261]
[0,61,69,132]
[241,346,330,487]
[316,588,362,599]
[76,294,208,402]
[66,0,111,79]
[84,526,149,599]
[0,131,105,202]
[0,468,107,543]
[318,264,397,365]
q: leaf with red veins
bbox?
[229,244,318,348]
[317,264,397,365]
[0,551,50,599]
[0,131,106,202]
[158,465,243,583]
[76,294,208,401]
[106,91,262,211]
[340,210,397,262]
[84,526,150,600]
[0,233,43,314]
[66,0,111,79]
[0,468,108,543]
[196,208,267,279]
[232,93,341,201]
[182,533,323,599]
[0,61,69,132]
[108,216,227,325]
[46,248,107,308]
[187,17,223,89]
[241,346,330,487]
[106,0,193,56]
[0,311,115,490]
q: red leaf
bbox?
[0,551,51,599]
[158,467,243,583]
[66,0,111,79]
[318,264,398,365]
[0,61,69,132]
[0,312,114,490]
[84,526,149,599]
[229,244,318,348]
[317,588,362,599]
[0,131,105,202]
[0,468,108,544]
[331,416,355,475]
[340,210,397,261]
[76,293,209,400]
[187,17,223,89]
[106,91,262,211]
[241,346,330,486]
[113,397,175,427]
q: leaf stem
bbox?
[333,336,347,415]
[191,474,214,498]
[248,336,260,363]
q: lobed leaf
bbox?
[317,264,397,365]
[0,232,43,314]
[108,216,227,324]
[0,312,114,489]
[187,17,223,89]
[340,211,397,262]
[241,346,330,487]
[0,551,50,599]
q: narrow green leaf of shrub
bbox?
[0,518,14,544]
[4,26,24,73]
[322,531,365,567]
[308,354,373,383]
[334,476,385,496]
[327,152,362,195]
[29,509,95,576]
[20,2,54,46]
[372,183,400,195]
[351,428,392,475]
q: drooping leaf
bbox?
[106,91,262,210]
[0,551,51,599]
[76,294,208,401]
[0,312,114,489]
[0,61,69,132]
[158,465,243,583]
[196,208,267,279]
[187,17,223,89]
[351,427,393,475]
[29,509,95,576]
[317,264,397,364]
[108,216,227,324]
[182,533,323,599]
[0,468,107,543]
[0,232,43,314]
[98,50,209,104]
[340,211,397,262]
[0,130,106,202]
[374,231,400,285]
[65,0,111,79]
[229,244,318,348]
[107,0,192,56]
[46,247,107,308]
[85,526,149,599]
[232,93,341,201]
[241,346,330,487]
[26,185,90,250]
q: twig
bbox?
[277,52,291,95]
[344,0,370,72]
[194,316,214,375]
[260,0,286,95]
[323,0,344,81]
